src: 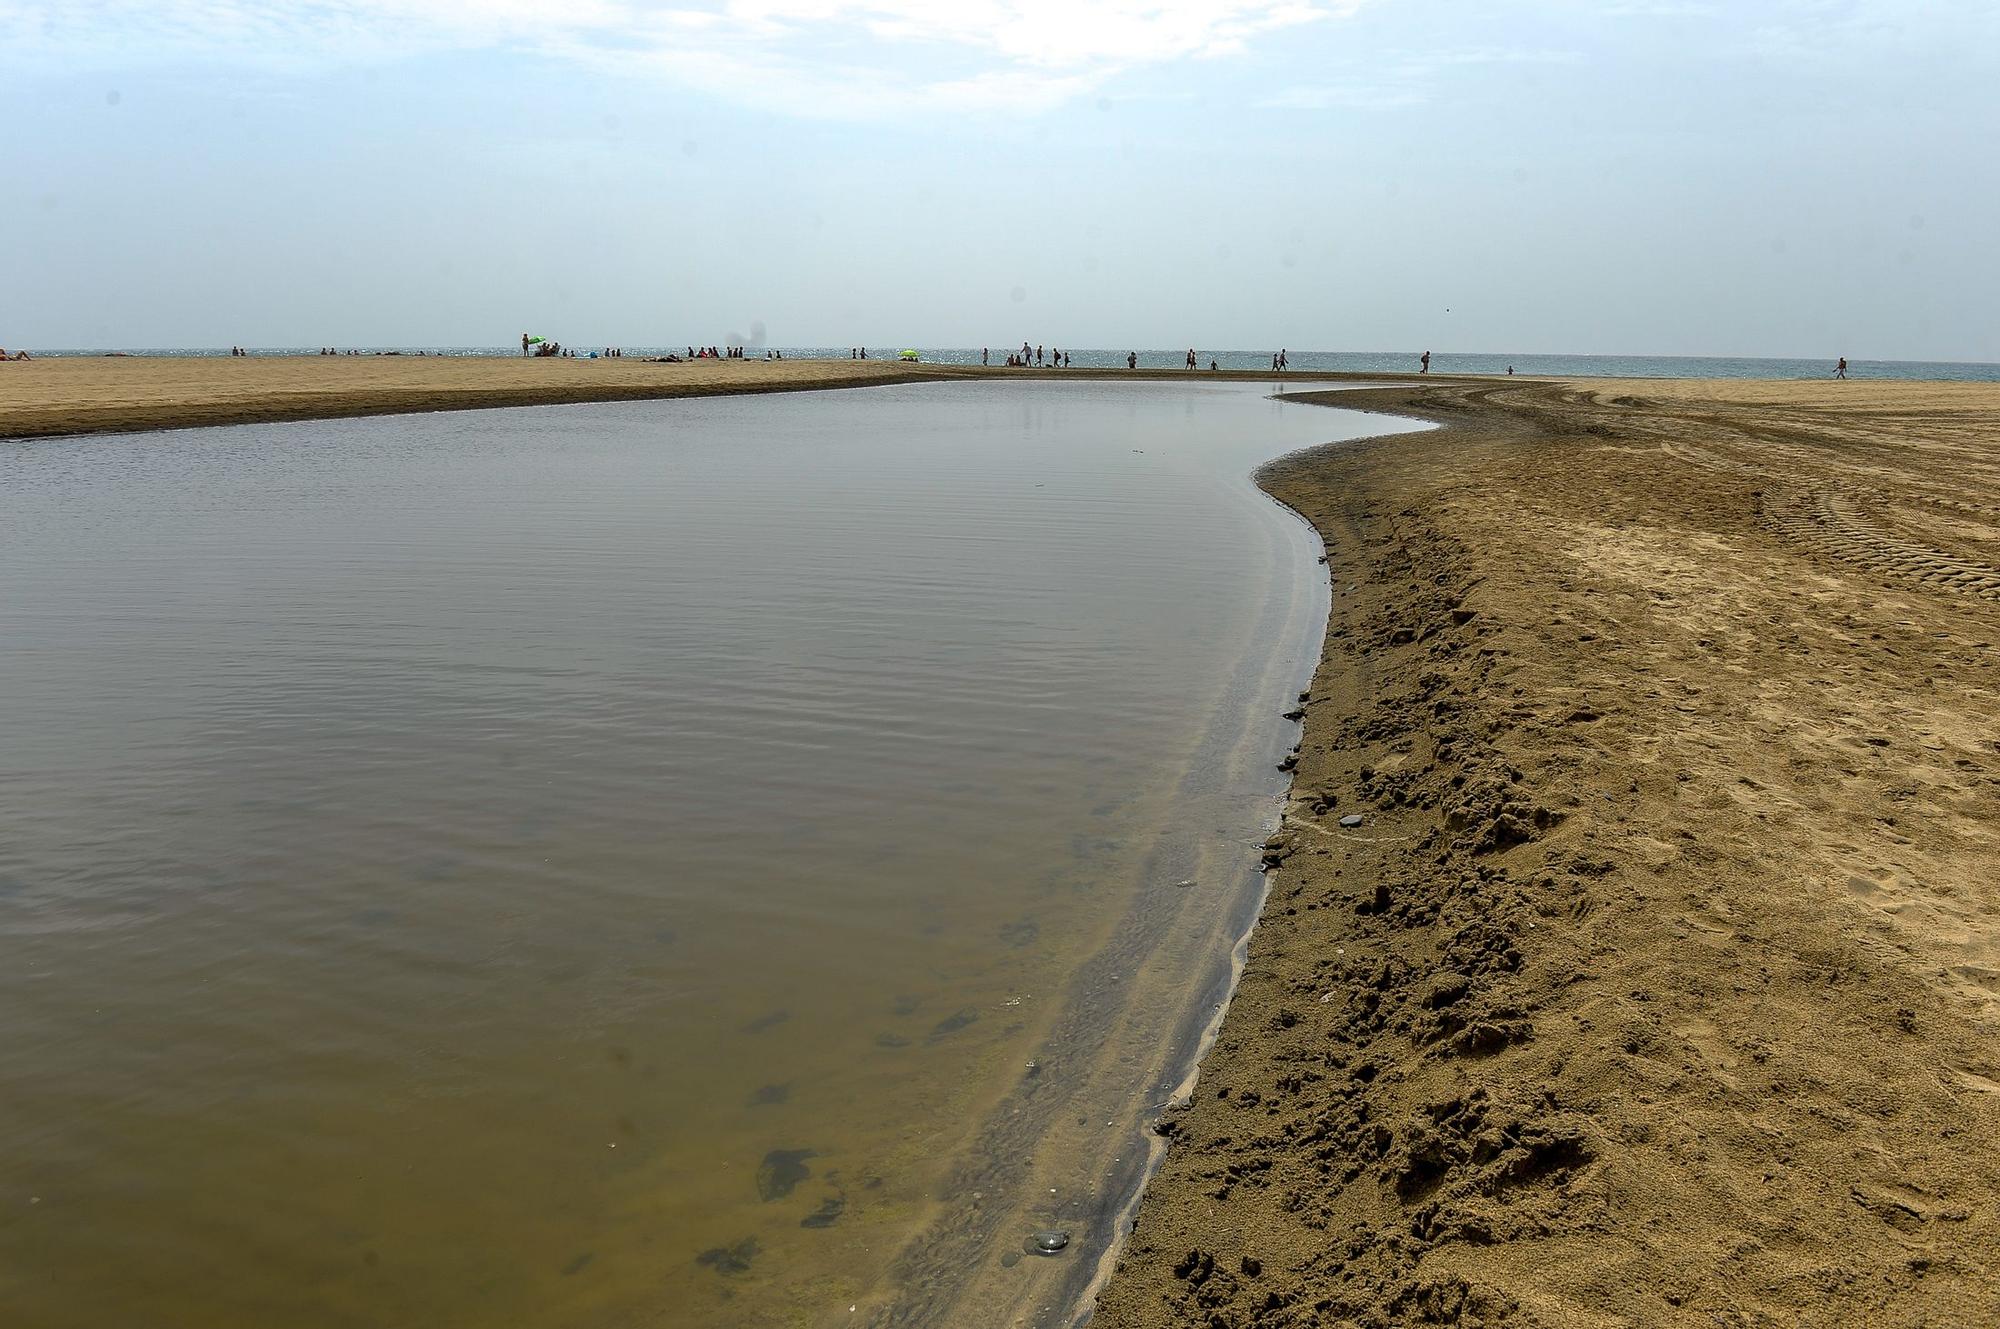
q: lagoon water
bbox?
[0,381,1422,1327]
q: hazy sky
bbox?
[5,1,1996,358]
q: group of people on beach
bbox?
[969,346,1314,371]
[983,344,1076,368]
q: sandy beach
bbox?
[0,354,1427,440]
[14,362,1998,1322]
[1091,377,2000,1326]
[0,354,932,439]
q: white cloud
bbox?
[2,0,1367,116]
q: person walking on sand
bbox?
[1186,348,1196,370]
[1836,356,1849,379]
[1420,350,1431,374]
[1127,351,1137,370]
[982,347,989,366]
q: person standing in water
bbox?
[1420,350,1431,374]
[1836,357,1849,379]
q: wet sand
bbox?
[1092,377,2000,1326]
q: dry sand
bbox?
[1092,378,2000,1328]
[0,354,923,438]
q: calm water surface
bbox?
[0,381,1421,1327]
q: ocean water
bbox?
[29,346,2000,381]
[0,381,1424,1328]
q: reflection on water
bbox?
[0,382,1420,1327]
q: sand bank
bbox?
[0,354,931,439]
[0,356,1436,440]
[1092,378,2000,1327]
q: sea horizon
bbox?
[20,347,2000,382]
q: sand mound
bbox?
[1093,379,2000,1328]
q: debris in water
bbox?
[756,1149,816,1201]
[800,1193,846,1229]
[695,1237,760,1275]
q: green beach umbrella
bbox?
[527,336,545,344]
[898,349,920,361]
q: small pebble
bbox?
[1032,1230,1070,1254]
[1339,814,1364,829]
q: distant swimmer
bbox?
[1420,350,1431,374]
[1835,357,1849,379]
[1127,351,1138,370]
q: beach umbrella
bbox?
[527,336,546,345]
[898,349,920,361]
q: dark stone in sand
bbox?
[874,1032,912,1048]
[1032,1230,1070,1255]
[1241,1255,1262,1277]
[740,1009,790,1035]
[928,1008,979,1041]
[800,1193,846,1228]
[1001,1251,1022,1268]
[1339,814,1364,829]
[748,1082,791,1107]
[695,1237,760,1275]
[756,1149,816,1201]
